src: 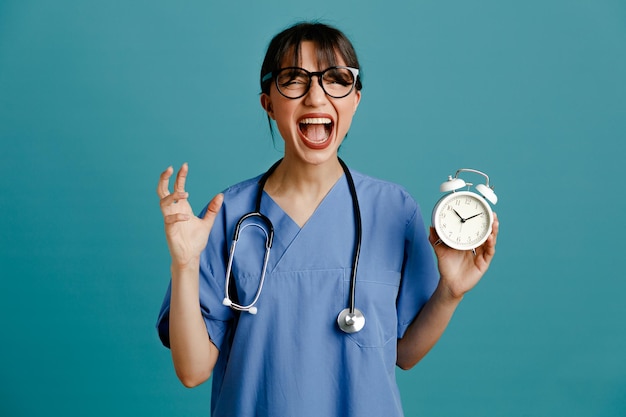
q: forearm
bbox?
[396,282,462,370]
[169,261,219,387]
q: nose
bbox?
[303,75,327,106]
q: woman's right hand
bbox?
[157,163,224,269]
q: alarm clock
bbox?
[432,169,497,251]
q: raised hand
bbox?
[157,163,223,268]
[429,212,499,299]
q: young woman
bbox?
[156,21,499,417]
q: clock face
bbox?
[433,191,493,250]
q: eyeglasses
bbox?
[262,66,359,99]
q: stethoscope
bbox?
[222,157,365,333]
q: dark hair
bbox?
[260,21,363,95]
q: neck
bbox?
[266,156,344,196]
[262,156,345,227]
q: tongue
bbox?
[302,124,328,142]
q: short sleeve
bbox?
[396,203,440,338]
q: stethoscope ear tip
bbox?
[222,298,233,307]
[248,306,258,315]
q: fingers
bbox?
[157,166,174,198]
[159,191,189,208]
[485,212,499,250]
[157,163,190,199]
[174,162,189,193]
[202,193,224,222]
[477,212,499,263]
[491,212,499,246]
[428,227,449,257]
[428,227,439,246]
[164,212,191,224]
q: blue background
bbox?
[1,1,625,416]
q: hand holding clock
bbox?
[429,212,499,299]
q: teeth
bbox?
[300,117,332,125]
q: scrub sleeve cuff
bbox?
[156,307,229,352]
[202,314,229,351]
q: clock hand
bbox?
[465,212,483,221]
[452,209,466,223]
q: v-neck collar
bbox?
[261,172,346,229]
[258,173,349,272]
[261,171,346,229]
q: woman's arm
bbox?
[169,261,219,387]
[157,164,224,387]
[396,213,499,370]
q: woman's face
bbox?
[261,41,361,167]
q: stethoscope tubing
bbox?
[223,157,365,332]
[223,213,274,314]
[338,158,362,316]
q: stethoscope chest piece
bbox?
[337,308,365,333]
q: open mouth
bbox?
[298,117,333,147]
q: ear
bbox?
[353,90,361,113]
[260,93,275,120]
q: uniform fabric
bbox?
[157,168,439,417]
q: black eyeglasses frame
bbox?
[261,66,360,99]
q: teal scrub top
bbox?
[157,168,439,417]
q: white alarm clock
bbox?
[432,169,498,251]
